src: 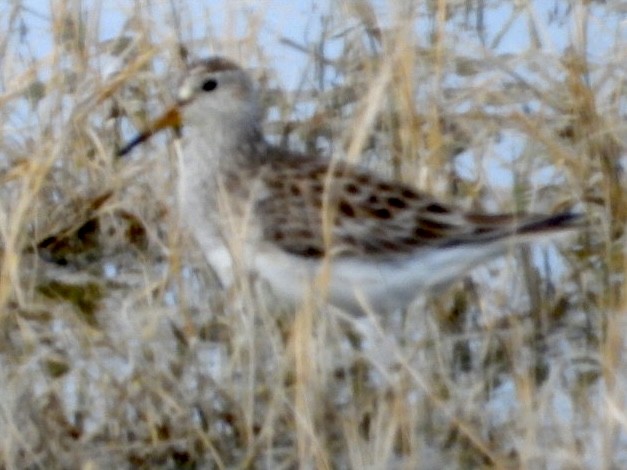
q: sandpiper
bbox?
[118,57,581,314]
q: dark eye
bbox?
[201,78,217,92]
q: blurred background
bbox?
[0,1,624,467]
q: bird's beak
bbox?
[116,105,182,157]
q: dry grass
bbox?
[0,1,624,468]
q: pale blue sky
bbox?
[15,1,623,88]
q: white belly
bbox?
[252,243,504,314]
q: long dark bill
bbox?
[116,106,182,157]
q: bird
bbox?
[117,56,582,315]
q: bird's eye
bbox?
[201,78,218,92]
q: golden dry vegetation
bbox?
[0,1,624,468]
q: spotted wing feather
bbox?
[256,155,579,259]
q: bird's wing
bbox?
[255,157,579,259]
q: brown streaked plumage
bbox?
[118,57,582,313]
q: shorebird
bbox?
[118,56,581,314]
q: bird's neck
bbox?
[183,115,269,175]
[179,114,267,233]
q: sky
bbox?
[14,1,623,89]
